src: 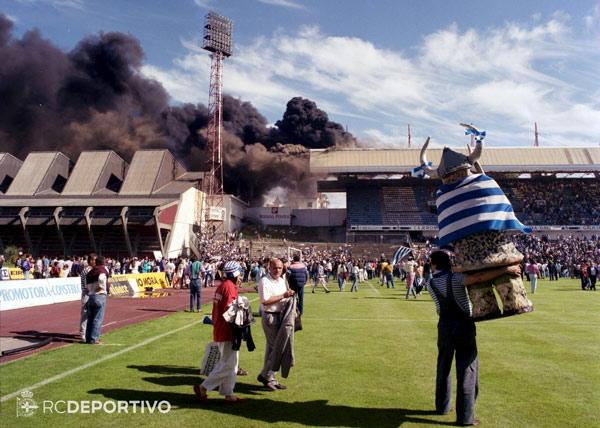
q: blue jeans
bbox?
[351,276,358,292]
[292,285,305,315]
[338,276,345,291]
[530,275,537,294]
[190,278,202,311]
[86,294,107,343]
[386,273,395,288]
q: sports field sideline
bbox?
[0,278,598,428]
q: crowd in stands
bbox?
[502,180,600,226]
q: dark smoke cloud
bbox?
[272,97,356,149]
[0,15,356,204]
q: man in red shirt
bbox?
[194,261,245,403]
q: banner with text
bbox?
[110,272,171,297]
[0,277,80,311]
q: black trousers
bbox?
[436,323,479,425]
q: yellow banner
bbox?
[108,272,170,296]
[9,268,25,280]
[130,272,171,293]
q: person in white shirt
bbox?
[403,257,419,300]
[85,256,109,344]
[257,258,295,390]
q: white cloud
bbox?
[257,0,306,10]
[143,15,600,148]
[583,4,600,31]
[5,13,19,23]
[16,0,85,10]
[193,0,213,9]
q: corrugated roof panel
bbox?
[587,148,600,165]
[0,153,23,193]
[119,151,166,195]
[310,147,600,174]
[62,151,110,195]
[5,152,70,196]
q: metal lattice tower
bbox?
[201,12,232,238]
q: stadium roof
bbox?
[5,152,70,196]
[62,150,128,196]
[0,149,203,208]
[310,147,600,175]
[0,197,179,207]
[120,150,186,196]
[0,153,23,194]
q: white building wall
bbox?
[164,187,202,258]
[292,208,346,226]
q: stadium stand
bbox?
[0,150,205,258]
[313,147,600,242]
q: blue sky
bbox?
[2,0,600,148]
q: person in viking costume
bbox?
[419,124,533,321]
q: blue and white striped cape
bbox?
[435,174,531,246]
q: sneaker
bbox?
[456,419,480,426]
[257,374,269,386]
[265,381,279,391]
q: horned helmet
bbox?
[419,132,483,183]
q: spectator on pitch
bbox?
[382,259,394,289]
[589,261,597,291]
[580,261,590,290]
[336,260,347,291]
[193,261,245,404]
[85,256,109,344]
[350,260,360,292]
[526,259,540,294]
[287,254,308,315]
[257,258,295,391]
[404,256,418,299]
[189,256,202,312]
[79,254,95,341]
[427,249,521,426]
[313,261,331,294]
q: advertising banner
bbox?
[8,268,25,280]
[108,274,137,297]
[109,272,171,297]
[0,277,80,311]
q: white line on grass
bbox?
[0,297,258,402]
[367,281,381,295]
[0,320,202,403]
[1,294,260,403]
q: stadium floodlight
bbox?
[203,12,233,57]
[202,11,233,239]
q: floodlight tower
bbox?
[202,11,232,237]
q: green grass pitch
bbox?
[1,278,598,427]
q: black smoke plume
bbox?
[0,15,356,204]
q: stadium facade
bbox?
[0,150,247,258]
